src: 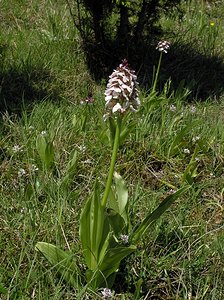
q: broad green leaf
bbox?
[98,231,113,264]
[100,245,136,276]
[108,172,128,225]
[113,172,128,221]
[107,208,125,235]
[131,186,190,244]
[108,186,117,211]
[35,242,81,288]
[36,135,54,169]
[90,244,136,288]
[80,181,109,270]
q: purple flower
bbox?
[80,93,94,105]
[85,93,94,104]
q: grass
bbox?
[0,0,224,299]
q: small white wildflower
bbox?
[183,148,190,154]
[104,59,140,120]
[187,291,192,300]
[80,93,94,105]
[192,136,200,142]
[169,189,176,194]
[77,145,86,153]
[18,168,26,177]
[169,104,177,112]
[40,130,47,136]
[156,40,171,53]
[12,144,23,153]
[40,29,54,40]
[82,159,93,164]
[120,234,129,244]
[30,164,39,172]
[190,105,196,113]
[195,157,200,161]
[20,207,26,214]
[101,288,113,299]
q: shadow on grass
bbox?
[82,39,224,100]
[0,44,59,115]
[0,67,58,114]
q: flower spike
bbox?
[156,40,171,53]
[104,59,140,120]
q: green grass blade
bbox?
[0,282,7,294]
[119,120,136,146]
[45,141,55,169]
[60,150,78,187]
[131,186,190,244]
[35,242,81,288]
[36,135,47,164]
[168,120,200,157]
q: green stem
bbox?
[152,52,163,94]
[102,117,121,208]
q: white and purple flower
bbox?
[101,288,113,299]
[104,59,140,120]
[156,40,171,53]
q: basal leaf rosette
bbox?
[104,59,140,120]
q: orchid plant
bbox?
[35,59,189,294]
